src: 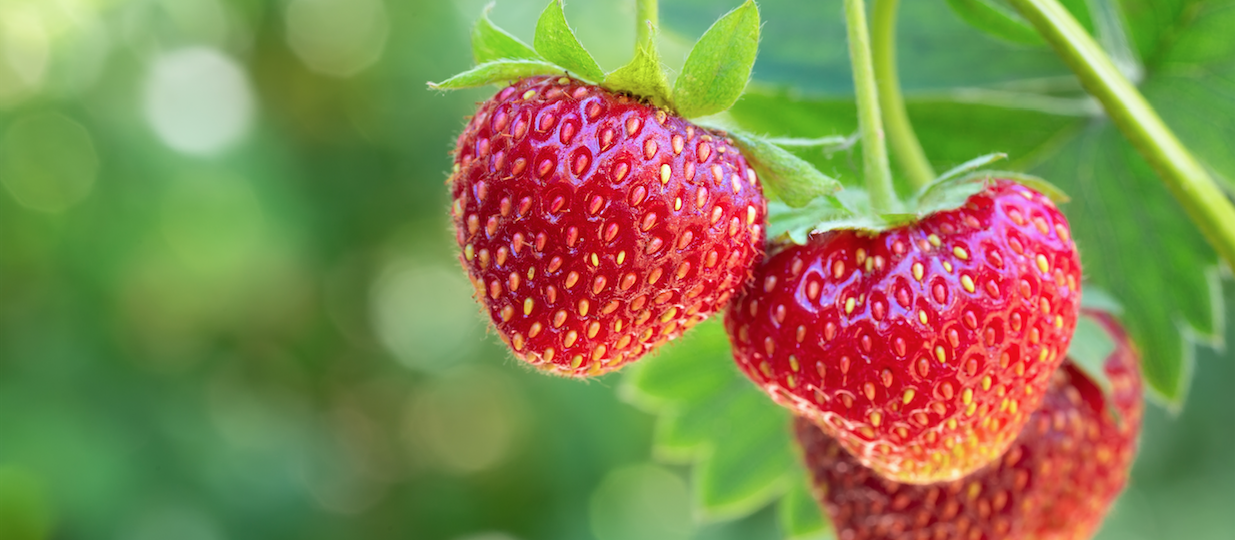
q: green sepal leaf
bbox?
[603,23,674,110]
[727,131,843,208]
[672,0,760,119]
[533,0,605,83]
[779,476,835,540]
[1068,313,1119,395]
[943,0,1043,45]
[472,5,541,64]
[766,199,857,245]
[914,165,1069,221]
[428,60,567,89]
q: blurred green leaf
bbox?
[778,478,834,540]
[944,0,1043,44]
[472,6,542,63]
[621,321,824,524]
[672,0,760,118]
[1069,313,1119,395]
[534,0,606,82]
[1140,2,1235,195]
[944,0,1096,45]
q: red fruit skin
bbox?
[794,310,1143,540]
[451,76,766,377]
[726,180,1082,483]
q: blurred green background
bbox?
[0,0,1230,539]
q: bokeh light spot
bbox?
[143,47,254,155]
[160,172,265,274]
[371,260,480,372]
[285,0,388,77]
[589,464,694,540]
[405,366,526,474]
[0,7,50,102]
[0,112,97,213]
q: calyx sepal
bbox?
[430,0,764,123]
[765,152,1070,245]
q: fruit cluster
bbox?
[432,3,1143,539]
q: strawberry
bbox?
[726,179,1082,483]
[794,310,1143,540]
[451,76,766,377]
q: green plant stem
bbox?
[1008,0,1235,270]
[636,0,658,51]
[872,0,935,189]
[845,0,897,213]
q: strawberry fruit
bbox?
[727,179,1082,483]
[794,310,1143,540]
[451,76,766,376]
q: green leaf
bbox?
[779,476,835,540]
[471,5,541,64]
[533,0,605,83]
[428,60,567,89]
[621,321,831,527]
[726,131,843,208]
[672,0,760,119]
[1140,2,1235,195]
[1081,285,1125,314]
[603,24,673,109]
[696,390,795,519]
[943,0,1044,44]
[942,0,1098,46]
[1068,313,1119,395]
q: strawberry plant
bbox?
[431,0,1235,538]
[432,0,840,376]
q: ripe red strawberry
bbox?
[794,310,1143,540]
[726,179,1081,483]
[451,76,766,377]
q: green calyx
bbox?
[429,0,852,214]
[428,0,759,117]
[766,153,1070,244]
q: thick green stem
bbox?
[636,0,658,51]
[1008,0,1235,270]
[845,0,897,213]
[872,0,935,189]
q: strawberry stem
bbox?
[844,0,897,213]
[1007,0,1235,270]
[636,0,658,53]
[872,0,935,190]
